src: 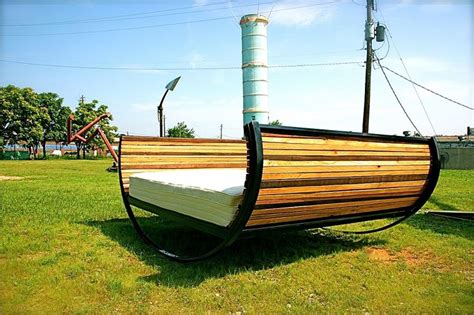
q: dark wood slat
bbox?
[260,174,428,188]
[264,155,430,161]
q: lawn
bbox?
[0,160,473,313]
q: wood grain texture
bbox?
[246,131,432,228]
[119,136,247,193]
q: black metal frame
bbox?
[118,122,440,261]
[118,121,262,261]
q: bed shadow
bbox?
[84,216,386,288]
[405,212,474,239]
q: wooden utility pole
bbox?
[79,95,85,105]
[362,0,374,133]
[220,124,223,139]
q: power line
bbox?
[376,8,437,135]
[375,54,423,136]
[3,1,338,37]
[1,0,237,27]
[0,59,363,71]
[382,65,474,111]
[2,1,275,28]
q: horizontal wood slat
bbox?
[262,169,429,180]
[256,186,424,204]
[122,136,244,143]
[263,149,429,157]
[263,165,430,174]
[247,200,416,227]
[262,134,428,147]
[264,160,430,167]
[262,141,429,153]
[260,174,428,189]
[259,180,427,195]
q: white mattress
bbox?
[128,169,246,227]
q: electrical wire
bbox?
[3,1,338,37]
[0,59,364,71]
[382,65,474,111]
[375,53,423,136]
[376,9,438,135]
[2,1,275,27]
[1,0,237,27]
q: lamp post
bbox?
[158,76,181,137]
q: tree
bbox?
[71,98,118,159]
[0,85,44,158]
[269,119,282,126]
[37,92,71,158]
[167,122,195,138]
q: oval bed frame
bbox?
[119,122,440,261]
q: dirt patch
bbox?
[399,248,436,267]
[366,247,397,263]
[0,175,23,181]
[366,247,439,267]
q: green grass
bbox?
[0,160,473,313]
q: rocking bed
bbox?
[119,122,440,261]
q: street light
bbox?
[158,76,181,137]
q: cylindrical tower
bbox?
[240,14,269,125]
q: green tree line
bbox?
[0,85,117,159]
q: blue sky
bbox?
[1,0,472,138]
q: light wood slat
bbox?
[263,165,430,174]
[264,160,431,167]
[263,149,429,157]
[246,200,414,227]
[122,154,246,160]
[260,174,427,189]
[263,141,430,153]
[122,136,243,143]
[262,135,427,149]
[122,163,247,170]
[258,180,427,195]
[122,141,245,147]
[256,187,424,205]
[122,156,245,163]
[262,169,429,180]
[251,196,418,218]
[122,147,245,153]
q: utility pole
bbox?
[220,124,223,139]
[79,95,85,105]
[163,115,166,137]
[362,0,375,133]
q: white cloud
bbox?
[270,0,336,27]
[193,0,210,6]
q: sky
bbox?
[1,0,473,139]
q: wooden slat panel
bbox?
[263,149,428,157]
[122,157,245,164]
[257,186,424,203]
[263,165,430,174]
[122,162,247,170]
[251,196,418,217]
[262,169,429,180]
[260,174,428,189]
[246,199,415,227]
[264,160,430,167]
[122,136,244,143]
[263,141,429,153]
[122,141,245,147]
[262,134,428,148]
[259,180,427,195]
[264,155,429,161]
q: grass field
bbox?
[0,160,473,313]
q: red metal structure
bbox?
[66,113,118,162]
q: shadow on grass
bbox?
[405,212,474,239]
[85,215,386,288]
[428,196,460,211]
